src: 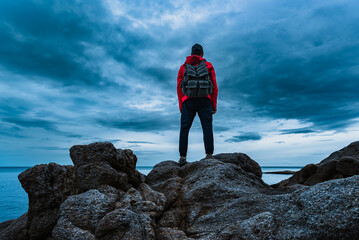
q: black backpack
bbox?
[181,60,213,97]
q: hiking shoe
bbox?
[179,156,187,166]
[205,154,213,159]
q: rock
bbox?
[18,162,78,240]
[138,183,166,211]
[276,176,359,239]
[156,227,194,240]
[212,152,262,178]
[273,164,317,188]
[116,149,143,187]
[336,156,359,176]
[150,158,272,238]
[0,213,28,240]
[95,208,155,239]
[275,141,359,188]
[148,157,359,239]
[115,187,143,210]
[52,217,95,240]
[70,142,129,192]
[132,200,159,218]
[304,160,338,185]
[234,212,276,240]
[321,141,359,163]
[0,220,15,233]
[146,161,183,206]
[297,163,317,183]
[69,142,142,192]
[114,185,166,219]
[56,187,118,232]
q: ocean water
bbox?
[261,166,302,185]
[0,167,30,223]
[0,166,301,223]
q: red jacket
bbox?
[177,55,218,111]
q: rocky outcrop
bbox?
[1,141,358,240]
[1,142,145,240]
[69,142,142,192]
[274,141,359,188]
[146,157,359,239]
[17,163,78,239]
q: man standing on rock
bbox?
[177,43,218,165]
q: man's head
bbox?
[191,43,203,57]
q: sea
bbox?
[0,166,301,223]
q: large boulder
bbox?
[336,156,359,176]
[53,187,119,234]
[69,142,142,192]
[94,208,155,239]
[212,152,262,178]
[274,176,359,240]
[146,158,277,239]
[8,142,145,240]
[52,182,164,239]
[18,162,78,240]
[147,158,359,239]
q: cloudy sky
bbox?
[0,0,358,167]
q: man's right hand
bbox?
[212,108,217,114]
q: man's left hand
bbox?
[212,108,217,114]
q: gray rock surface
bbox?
[1,141,359,240]
[95,208,155,239]
[55,188,118,233]
[52,217,96,240]
[275,176,359,240]
[148,158,359,240]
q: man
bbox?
[177,43,218,165]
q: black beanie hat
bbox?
[191,43,203,55]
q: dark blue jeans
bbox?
[179,97,214,157]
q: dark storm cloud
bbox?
[0,1,97,85]
[212,1,359,131]
[0,0,154,88]
[1,116,87,138]
[0,130,31,139]
[213,126,231,132]
[225,132,262,143]
[0,98,88,138]
[1,0,359,167]
[96,114,178,132]
[2,117,56,131]
[1,0,358,133]
[0,97,80,136]
[280,128,315,134]
[28,146,68,151]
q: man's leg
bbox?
[179,100,196,157]
[198,98,214,155]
